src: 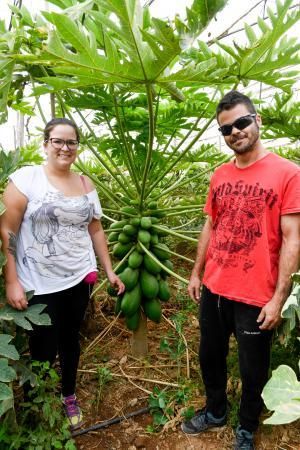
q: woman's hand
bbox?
[107,271,125,295]
[5,280,28,310]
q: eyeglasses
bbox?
[218,114,256,136]
[45,138,79,151]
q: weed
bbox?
[147,383,195,432]
[94,366,113,412]
[0,361,76,450]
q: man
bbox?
[181,91,300,450]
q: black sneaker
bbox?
[234,425,255,450]
[181,407,227,435]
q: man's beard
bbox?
[228,128,260,155]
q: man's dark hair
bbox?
[216,91,256,119]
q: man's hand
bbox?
[257,299,282,330]
[107,271,125,296]
[188,273,201,302]
[6,280,28,310]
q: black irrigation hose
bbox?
[72,406,150,437]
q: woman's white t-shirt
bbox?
[9,165,102,295]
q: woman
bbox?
[0,118,125,429]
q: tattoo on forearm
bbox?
[8,232,17,259]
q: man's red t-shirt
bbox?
[203,152,300,307]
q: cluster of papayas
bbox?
[107,202,173,331]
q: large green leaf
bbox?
[0,382,13,401]
[0,383,14,418]
[0,335,19,361]
[12,358,37,387]
[0,359,17,383]
[215,0,300,91]
[262,364,300,424]
[0,304,51,331]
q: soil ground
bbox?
[74,258,300,450]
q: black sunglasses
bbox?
[218,114,256,136]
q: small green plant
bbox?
[159,311,188,379]
[0,361,76,450]
[147,384,193,432]
[94,366,113,412]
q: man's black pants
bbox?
[199,285,273,432]
[28,280,90,397]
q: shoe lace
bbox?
[64,396,80,417]
[236,430,253,449]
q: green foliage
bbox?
[262,364,300,425]
[0,361,76,450]
[0,147,50,421]
[215,0,300,91]
[262,271,300,425]
[148,384,193,431]
[279,272,300,344]
[261,92,300,143]
[94,366,113,412]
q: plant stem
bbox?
[139,242,188,284]
[161,247,194,263]
[153,155,230,201]
[112,88,141,193]
[148,114,216,193]
[140,83,155,209]
[152,225,198,243]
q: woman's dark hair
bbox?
[43,118,80,142]
[216,91,256,119]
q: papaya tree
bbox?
[0,0,299,356]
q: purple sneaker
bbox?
[62,394,83,430]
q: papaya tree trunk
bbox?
[130,312,148,357]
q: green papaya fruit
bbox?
[161,259,173,278]
[112,242,133,259]
[120,206,137,215]
[150,233,159,245]
[138,229,151,245]
[109,220,128,230]
[125,309,140,331]
[140,217,152,230]
[118,232,132,244]
[143,298,162,323]
[136,242,149,253]
[143,253,161,275]
[140,270,159,300]
[123,224,138,236]
[115,260,128,275]
[158,279,171,302]
[115,296,122,315]
[121,283,141,316]
[129,217,141,227]
[119,267,139,291]
[152,244,170,261]
[108,231,119,243]
[107,285,118,297]
[148,201,158,210]
[128,250,143,269]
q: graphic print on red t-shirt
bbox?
[202,153,300,307]
[209,180,278,273]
